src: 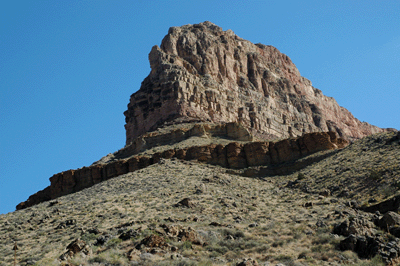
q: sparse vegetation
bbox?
[0,131,399,265]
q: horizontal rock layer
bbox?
[17,131,347,210]
[124,21,386,145]
[113,122,253,160]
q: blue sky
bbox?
[1,0,399,214]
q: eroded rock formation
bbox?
[124,21,385,145]
[16,131,347,210]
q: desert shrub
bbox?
[33,258,59,266]
[225,250,243,260]
[275,254,292,261]
[206,243,229,255]
[106,237,123,247]
[89,249,128,265]
[367,255,385,266]
[197,260,213,266]
[312,233,333,245]
[369,169,382,181]
[214,237,262,254]
[220,228,245,239]
[157,259,200,266]
[272,240,284,247]
[297,172,306,180]
[352,255,384,266]
[68,256,88,266]
[80,232,97,244]
[178,241,192,250]
[141,228,159,238]
[254,243,270,253]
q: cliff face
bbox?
[124,21,384,145]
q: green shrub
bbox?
[89,249,128,265]
[297,173,306,180]
[179,241,192,250]
[80,232,97,243]
[369,169,381,180]
[220,228,245,239]
[106,237,123,247]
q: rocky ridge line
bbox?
[16,130,347,210]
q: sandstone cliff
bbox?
[124,21,385,145]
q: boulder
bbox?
[379,211,400,229]
[59,239,91,260]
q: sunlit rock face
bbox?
[124,21,385,145]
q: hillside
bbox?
[4,22,399,266]
[1,131,399,265]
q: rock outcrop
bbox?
[16,131,347,210]
[124,21,386,145]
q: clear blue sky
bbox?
[1,0,399,214]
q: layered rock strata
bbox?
[112,122,253,160]
[17,131,347,210]
[124,21,385,145]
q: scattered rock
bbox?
[178,227,205,246]
[139,252,154,261]
[339,233,400,264]
[127,248,140,261]
[160,224,205,245]
[319,189,330,197]
[333,216,375,237]
[225,234,235,240]
[368,198,377,204]
[48,200,59,207]
[339,234,357,252]
[87,228,100,234]
[165,217,177,222]
[175,198,195,208]
[119,229,140,240]
[338,189,350,198]
[161,224,182,237]
[316,220,327,228]
[303,202,313,208]
[170,253,182,259]
[389,226,400,238]
[345,200,360,208]
[56,219,76,229]
[236,258,259,266]
[209,222,224,227]
[378,211,400,229]
[94,234,112,246]
[136,234,167,249]
[362,195,400,214]
[59,238,90,260]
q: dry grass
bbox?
[0,131,398,265]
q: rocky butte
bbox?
[124,21,386,144]
[17,21,390,210]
